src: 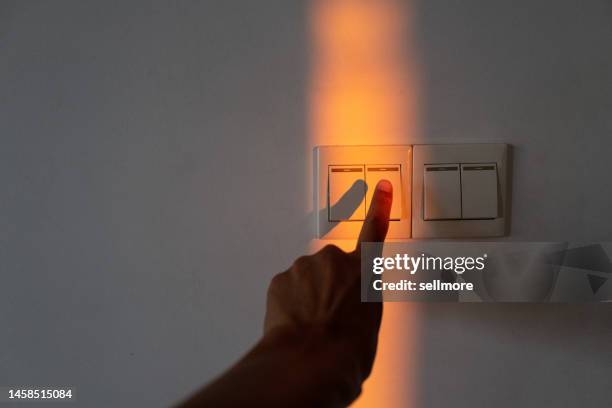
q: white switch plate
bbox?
[314,144,510,240]
[328,165,366,221]
[412,144,509,238]
[460,163,499,219]
[315,145,412,239]
[365,165,402,220]
[423,164,462,220]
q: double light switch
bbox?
[316,144,507,239]
[329,165,402,221]
[316,145,412,240]
[424,163,498,220]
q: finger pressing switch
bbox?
[366,165,402,220]
[461,163,498,219]
[328,166,366,221]
[424,164,461,220]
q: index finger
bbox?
[355,179,393,253]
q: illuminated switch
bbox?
[424,164,461,220]
[461,163,498,219]
[366,165,402,220]
[328,165,366,221]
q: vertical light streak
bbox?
[308,0,421,406]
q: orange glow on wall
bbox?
[309,0,419,147]
[309,0,421,406]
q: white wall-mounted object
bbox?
[412,144,509,238]
[423,164,462,220]
[328,165,366,221]
[460,163,498,219]
[315,145,412,239]
[315,143,510,240]
[365,165,402,220]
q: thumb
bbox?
[356,180,393,254]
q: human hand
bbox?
[179,180,393,408]
[263,180,393,399]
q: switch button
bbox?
[366,165,402,220]
[461,163,498,219]
[328,166,366,221]
[424,164,461,220]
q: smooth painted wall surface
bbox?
[1,1,611,407]
[414,2,612,406]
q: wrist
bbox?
[259,325,363,405]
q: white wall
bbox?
[1,1,611,407]
[414,1,612,406]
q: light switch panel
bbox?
[366,165,402,220]
[423,164,461,220]
[315,145,412,239]
[328,165,366,221]
[412,144,510,238]
[461,163,498,219]
[315,143,510,240]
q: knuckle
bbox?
[292,255,312,270]
[319,244,343,260]
[268,271,286,291]
[322,244,342,254]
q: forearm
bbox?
[179,327,362,408]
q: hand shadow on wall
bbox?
[317,179,367,237]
